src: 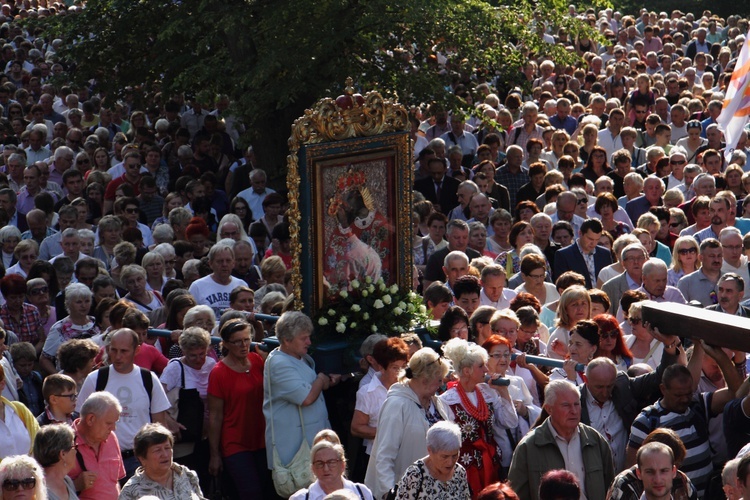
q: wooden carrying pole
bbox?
[641,301,750,352]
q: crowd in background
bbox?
[0,2,749,500]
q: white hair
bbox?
[426,421,462,452]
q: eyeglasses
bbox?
[28,287,48,296]
[313,459,342,470]
[489,352,512,359]
[526,272,546,279]
[164,259,176,265]
[2,478,36,491]
[55,393,78,401]
[629,317,642,325]
[226,337,251,346]
[66,443,78,452]
[493,327,518,336]
[677,247,697,255]
[450,326,469,336]
[599,330,620,339]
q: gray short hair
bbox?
[182,259,201,280]
[78,228,95,242]
[443,250,469,269]
[153,242,176,259]
[183,305,216,329]
[64,282,93,312]
[208,241,234,262]
[80,391,122,417]
[120,264,147,283]
[426,421,462,452]
[33,423,75,467]
[684,164,702,176]
[179,326,211,352]
[621,242,647,262]
[0,225,21,243]
[61,227,79,239]
[544,379,578,406]
[276,311,313,344]
[641,258,667,278]
[152,224,174,244]
[360,334,387,357]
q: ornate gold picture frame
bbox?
[287,80,412,315]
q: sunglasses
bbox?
[599,330,620,339]
[677,247,697,255]
[125,208,139,214]
[2,478,36,492]
[629,317,642,325]
[577,198,588,205]
[28,287,49,296]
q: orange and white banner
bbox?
[718,36,750,161]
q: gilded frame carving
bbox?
[287,81,412,315]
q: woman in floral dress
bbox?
[440,338,518,498]
[40,283,100,374]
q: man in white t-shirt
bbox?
[76,328,174,481]
[188,241,248,317]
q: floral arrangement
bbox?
[314,277,432,341]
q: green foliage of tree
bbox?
[40,0,603,175]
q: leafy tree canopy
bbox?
[39,0,604,172]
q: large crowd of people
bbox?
[0,2,749,500]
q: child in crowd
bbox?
[37,373,79,426]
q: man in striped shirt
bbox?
[625,344,739,497]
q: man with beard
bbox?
[694,196,729,243]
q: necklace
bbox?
[456,382,489,421]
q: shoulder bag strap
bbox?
[75,449,87,472]
[265,356,307,449]
[125,294,154,312]
[416,461,425,497]
[356,484,365,500]
[95,366,109,392]
[642,341,661,364]
[177,359,186,389]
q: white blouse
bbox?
[0,403,31,460]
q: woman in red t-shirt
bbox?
[207,319,270,497]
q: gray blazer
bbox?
[602,272,633,315]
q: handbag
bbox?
[385,461,425,500]
[266,366,313,497]
[165,359,204,443]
